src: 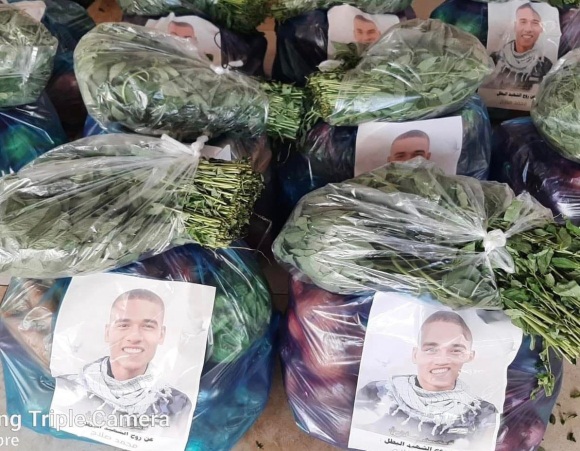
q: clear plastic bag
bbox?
[0,133,263,278]
[0,242,275,451]
[531,49,580,162]
[0,5,57,107]
[273,161,553,307]
[491,116,580,224]
[308,19,494,126]
[272,7,415,85]
[0,93,67,175]
[116,0,269,34]
[272,0,412,21]
[75,23,302,141]
[281,276,562,449]
[277,95,492,212]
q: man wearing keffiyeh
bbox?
[487,3,553,91]
[58,289,192,432]
[354,311,498,449]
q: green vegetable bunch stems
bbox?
[271,0,412,21]
[0,7,57,107]
[531,61,580,163]
[262,82,305,141]
[183,159,264,248]
[117,0,268,34]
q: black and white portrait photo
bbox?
[348,293,523,451]
[49,273,216,451]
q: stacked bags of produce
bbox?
[122,12,268,77]
[0,134,264,277]
[0,242,276,451]
[491,49,580,223]
[115,0,269,34]
[273,161,578,448]
[431,0,578,116]
[278,96,492,211]
[272,2,415,85]
[275,19,493,217]
[75,23,304,141]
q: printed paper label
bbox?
[479,0,561,111]
[146,13,222,67]
[49,273,215,451]
[327,5,399,59]
[348,293,522,451]
[354,116,463,176]
[1,0,46,21]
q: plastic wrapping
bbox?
[116,0,268,34]
[491,116,580,224]
[0,242,275,451]
[272,7,415,85]
[531,49,580,162]
[273,161,553,306]
[0,133,263,278]
[75,23,302,141]
[122,12,268,77]
[281,276,563,449]
[273,0,412,21]
[278,96,492,211]
[0,5,57,107]
[0,93,67,175]
[308,19,494,126]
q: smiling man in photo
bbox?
[57,289,192,430]
[387,130,432,163]
[353,14,380,45]
[488,2,553,90]
[354,311,497,446]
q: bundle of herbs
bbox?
[75,23,304,141]
[0,6,57,107]
[273,162,580,373]
[0,134,263,278]
[307,19,494,126]
[531,49,580,163]
[117,0,268,34]
[272,0,412,21]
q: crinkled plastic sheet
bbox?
[531,49,580,163]
[0,133,245,278]
[273,161,553,307]
[314,19,494,126]
[277,95,492,212]
[0,93,67,175]
[74,23,269,140]
[0,5,57,107]
[491,117,580,224]
[281,276,562,449]
[272,7,415,85]
[273,0,412,21]
[0,242,275,451]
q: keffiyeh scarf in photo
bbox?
[81,357,172,415]
[496,40,541,82]
[378,375,482,436]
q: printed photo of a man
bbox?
[353,14,380,45]
[387,130,432,163]
[353,311,498,446]
[56,289,192,430]
[488,2,553,90]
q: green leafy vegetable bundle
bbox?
[531,49,580,163]
[117,0,268,34]
[307,19,494,126]
[75,23,304,141]
[273,161,580,367]
[272,0,412,21]
[0,134,263,278]
[0,6,57,107]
